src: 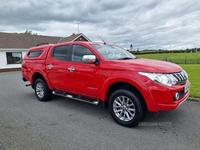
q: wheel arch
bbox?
[105,82,147,110]
[32,72,53,90]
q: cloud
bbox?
[0,0,200,49]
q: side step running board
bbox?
[52,90,99,105]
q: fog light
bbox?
[174,92,180,101]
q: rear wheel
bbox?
[109,89,144,127]
[34,79,52,101]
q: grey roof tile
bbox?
[0,32,91,49]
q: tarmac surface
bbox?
[0,71,199,150]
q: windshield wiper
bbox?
[118,57,134,60]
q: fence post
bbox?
[185,57,187,64]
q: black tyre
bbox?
[109,89,144,127]
[139,105,147,122]
[34,78,52,101]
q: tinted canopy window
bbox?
[52,45,69,60]
[28,50,43,57]
[72,45,93,62]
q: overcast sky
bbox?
[0,0,200,50]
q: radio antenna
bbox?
[98,35,106,44]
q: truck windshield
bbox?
[90,44,136,60]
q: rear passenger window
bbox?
[28,50,43,57]
[52,45,69,60]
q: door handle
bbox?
[68,66,75,72]
[47,64,53,69]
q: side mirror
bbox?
[82,55,96,64]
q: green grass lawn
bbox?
[136,52,200,64]
[136,52,200,59]
[180,64,200,98]
[136,53,200,98]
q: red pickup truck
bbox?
[22,41,190,127]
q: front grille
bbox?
[172,71,187,85]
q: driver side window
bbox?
[72,45,93,62]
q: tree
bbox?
[23,30,37,35]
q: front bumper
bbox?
[154,90,189,111]
[147,80,190,112]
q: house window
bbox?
[6,52,22,64]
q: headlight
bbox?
[138,72,177,87]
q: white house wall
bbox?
[0,49,27,69]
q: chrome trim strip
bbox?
[177,94,189,108]
[173,71,187,85]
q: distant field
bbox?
[136,52,200,64]
[136,53,200,98]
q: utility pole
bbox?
[130,44,133,51]
[73,22,81,33]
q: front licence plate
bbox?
[184,83,191,93]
